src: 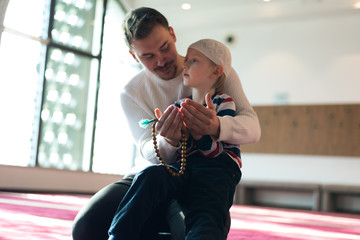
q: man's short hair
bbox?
[122,7,169,49]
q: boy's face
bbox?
[182,48,218,89]
[129,25,181,80]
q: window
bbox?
[0,0,139,175]
[92,0,140,174]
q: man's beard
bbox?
[155,61,178,80]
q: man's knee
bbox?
[72,214,109,240]
[72,216,91,240]
[136,165,168,183]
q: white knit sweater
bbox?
[120,67,261,171]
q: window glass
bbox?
[37,47,99,171]
[0,0,137,174]
[52,0,103,55]
[92,0,141,175]
[0,32,43,166]
[4,0,49,38]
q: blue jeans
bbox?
[108,153,241,240]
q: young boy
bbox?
[108,39,241,240]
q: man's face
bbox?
[130,25,180,80]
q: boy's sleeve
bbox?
[193,94,236,157]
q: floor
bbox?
[1,191,360,240]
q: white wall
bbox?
[242,154,360,185]
[175,13,360,105]
[174,11,360,185]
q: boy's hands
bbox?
[154,92,219,144]
[180,93,220,140]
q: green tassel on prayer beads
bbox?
[138,118,156,128]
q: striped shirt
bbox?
[174,92,242,168]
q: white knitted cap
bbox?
[188,39,232,77]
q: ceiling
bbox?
[121,0,360,30]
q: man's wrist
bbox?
[165,138,180,147]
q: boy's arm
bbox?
[192,94,236,157]
[181,67,261,145]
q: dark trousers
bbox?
[71,177,180,240]
[72,177,134,240]
[108,153,241,240]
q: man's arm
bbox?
[120,90,181,165]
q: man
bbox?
[72,7,260,240]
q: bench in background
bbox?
[234,181,360,214]
[234,181,321,211]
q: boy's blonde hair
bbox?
[212,73,226,92]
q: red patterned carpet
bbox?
[228,206,360,240]
[0,191,360,240]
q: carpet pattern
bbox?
[0,192,88,240]
[228,206,360,240]
[0,192,360,240]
